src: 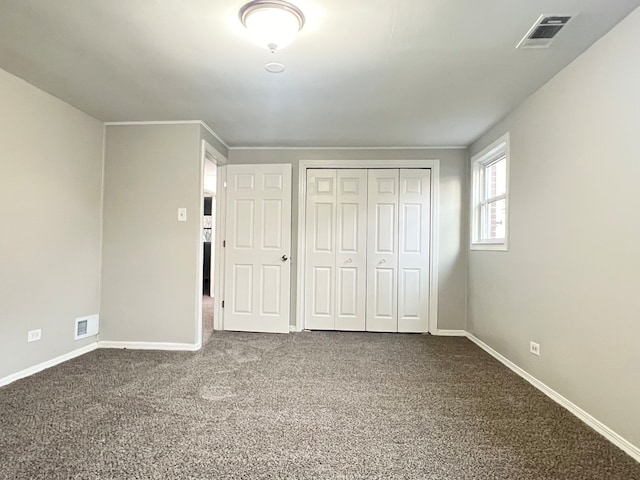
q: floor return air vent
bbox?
[75,314,99,340]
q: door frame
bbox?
[295,159,440,333]
[196,140,227,347]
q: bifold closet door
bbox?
[335,170,367,331]
[306,168,431,333]
[305,170,336,330]
[366,169,399,332]
[305,169,367,331]
[398,169,431,333]
[366,168,431,333]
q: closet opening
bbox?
[295,161,440,334]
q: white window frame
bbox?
[470,133,510,251]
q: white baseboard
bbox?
[97,341,201,351]
[0,342,98,388]
[466,332,640,464]
[434,329,467,336]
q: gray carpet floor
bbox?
[1,332,639,479]
[202,295,214,344]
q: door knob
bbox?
[379,258,386,264]
[346,258,353,264]
[282,255,289,262]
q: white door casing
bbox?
[224,164,291,333]
[335,170,368,331]
[366,169,400,332]
[304,169,336,330]
[198,140,227,344]
[398,169,431,333]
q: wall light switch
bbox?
[178,208,187,222]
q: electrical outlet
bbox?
[27,329,42,343]
[530,341,540,356]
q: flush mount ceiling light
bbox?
[239,0,305,52]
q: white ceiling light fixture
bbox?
[239,0,305,52]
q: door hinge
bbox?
[221,300,225,308]
[223,240,226,248]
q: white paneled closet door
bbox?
[335,170,367,331]
[398,169,431,333]
[304,167,431,333]
[304,170,337,330]
[366,169,400,332]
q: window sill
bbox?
[470,242,508,252]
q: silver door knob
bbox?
[346,258,353,264]
[282,255,289,262]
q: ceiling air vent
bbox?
[517,15,572,49]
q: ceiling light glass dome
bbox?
[239,0,305,52]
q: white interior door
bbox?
[304,169,336,330]
[398,169,431,333]
[366,169,399,332]
[224,164,291,333]
[335,170,367,330]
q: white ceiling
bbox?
[0,0,638,147]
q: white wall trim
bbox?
[98,124,107,316]
[229,146,466,151]
[199,122,229,150]
[104,121,229,150]
[214,165,227,331]
[0,342,98,388]
[296,159,440,334]
[435,329,467,336]
[97,341,201,351]
[466,332,640,464]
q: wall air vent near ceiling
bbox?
[517,15,572,49]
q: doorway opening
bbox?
[196,140,227,348]
[202,161,216,343]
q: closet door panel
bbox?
[398,169,431,332]
[335,170,367,331]
[366,169,399,332]
[305,169,337,330]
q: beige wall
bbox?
[0,68,104,379]
[101,124,202,345]
[228,148,468,330]
[469,8,640,448]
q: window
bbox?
[471,133,509,251]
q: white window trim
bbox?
[470,133,510,251]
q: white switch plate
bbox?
[530,341,540,356]
[27,329,42,343]
[178,208,187,222]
